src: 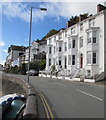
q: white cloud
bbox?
[0,59,6,66]
[1,2,104,23]
[0,41,5,46]
[3,49,8,53]
[1,0,105,2]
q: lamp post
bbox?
[27,7,47,83]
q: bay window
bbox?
[79,36,83,48]
[87,31,92,44]
[93,31,96,43]
[68,55,71,65]
[93,52,96,64]
[87,52,91,64]
[87,51,97,64]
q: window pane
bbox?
[72,40,75,48]
[87,32,92,44]
[65,42,67,51]
[72,55,75,65]
[49,47,52,54]
[93,37,96,43]
[80,36,83,48]
[68,55,71,65]
[93,52,96,64]
[59,60,61,65]
[59,46,62,52]
[49,59,51,66]
[87,52,91,64]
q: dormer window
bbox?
[79,36,83,48]
[54,36,56,41]
[59,33,62,40]
[87,31,92,44]
[89,18,95,28]
[71,27,75,34]
[49,38,52,43]
[80,23,83,31]
[65,30,68,38]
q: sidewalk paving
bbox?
[94,80,106,87]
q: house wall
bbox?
[46,10,105,79]
[7,50,25,66]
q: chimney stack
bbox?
[97,4,106,13]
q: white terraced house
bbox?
[45,4,106,82]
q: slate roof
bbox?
[8,45,26,53]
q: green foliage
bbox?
[30,62,39,71]
[51,65,56,72]
[69,13,89,26]
[42,29,59,40]
[39,59,46,70]
[21,63,27,75]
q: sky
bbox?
[0,0,105,65]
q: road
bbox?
[5,74,104,118]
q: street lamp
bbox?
[27,7,47,83]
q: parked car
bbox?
[26,69,39,76]
[0,93,25,119]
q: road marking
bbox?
[76,89,103,101]
[54,82,67,87]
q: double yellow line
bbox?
[36,88,54,120]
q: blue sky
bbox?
[0,1,104,65]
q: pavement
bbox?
[3,74,105,118]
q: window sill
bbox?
[87,64,98,66]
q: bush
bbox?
[39,59,46,70]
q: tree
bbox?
[21,63,27,75]
[42,29,59,40]
[51,65,56,75]
[39,59,46,70]
[30,62,39,71]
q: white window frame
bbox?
[54,46,55,54]
[89,18,95,28]
[92,52,96,64]
[68,55,71,65]
[72,39,75,48]
[59,33,62,40]
[49,59,51,66]
[72,55,75,65]
[49,38,52,43]
[49,46,52,54]
[64,42,67,51]
[87,51,91,64]
[79,36,83,48]
[54,36,56,41]
[92,31,97,43]
[87,31,92,44]
[65,30,68,38]
[71,27,75,34]
[80,23,83,31]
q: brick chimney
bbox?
[97,4,106,13]
[67,21,71,28]
[79,14,88,22]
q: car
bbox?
[0,93,25,119]
[26,69,39,76]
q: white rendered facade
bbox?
[46,10,106,79]
[6,48,25,67]
[25,40,47,63]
